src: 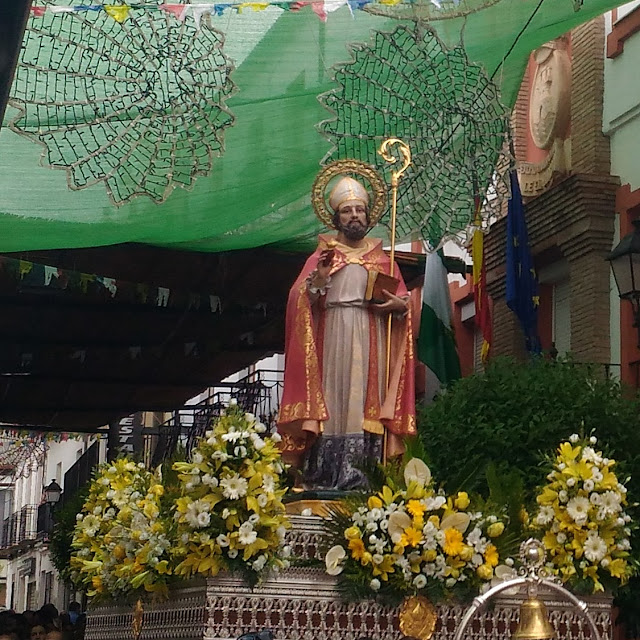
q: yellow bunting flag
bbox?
[237,3,270,11]
[104,5,131,23]
[19,260,33,279]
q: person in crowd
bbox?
[30,626,46,640]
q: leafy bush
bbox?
[50,486,89,584]
[417,356,640,635]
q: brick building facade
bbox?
[454,15,629,377]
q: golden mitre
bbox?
[328,176,370,212]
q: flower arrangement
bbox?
[70,458,172,599]
[324,458,514,603]
[531,433,636,593]
[172,403,291,583]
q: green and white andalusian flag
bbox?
[417,249,461,398]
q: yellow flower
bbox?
[487,522,504,538]
[477,563,493,580]
[484,544,499,567]
[400,527,422,547]
[422,549,437,562]
[537,487,558,506]
[608,558,628,580]
[459,545,474,561]
[372,554,395,581]
[349,538,366,560]
[558,442,581,461]
[380,485,397,505]
[345,526,361,540]
[442,528,464,556]
[454,492,470,510]
[407,500,426,518]
[367,495,383,510]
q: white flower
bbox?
[370,579,381,591]
[535,506,555,526]
[590,493,601,505]
[388,511,412,543]
[234,445,248,458]
[248,513,260,525]
[222,429,243,443]
[252,555,267,572]
[584,533,607,563]
[558,490,568,503]
[556,532,567,544]
[426,496,447,510]
[202,474,218,487]
[229,398,238,406]
[325,545,346,576]
[567,477,576,488]
[257,493,268,508]
[567,496,590,524]
[228,548,239,559]
[192,452,204,465]
[601,558,610,568]
[220,474,248,500]
[600,491,622,516]
[372,554,384,565]
[216,534,230,547]
[301,508,313,517]
[583,479,595,492]
[413,574,427,589]
[252,436,266,451]
[582,447,601,464]
[244,412,255,423]
[238,522,258,546]
[262,475,275,493]
[404,458,431,487]
[196,512,211,528]
[569,434,579,443]
[589,436,597,444]
[271,432,282,443]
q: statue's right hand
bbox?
[316,249,334,279]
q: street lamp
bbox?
[607,219,640,349]
[43,479,62,506]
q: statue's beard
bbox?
[339,220,367,241]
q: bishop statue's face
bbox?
[337,202,368,241]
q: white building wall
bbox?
[4,436,91,612]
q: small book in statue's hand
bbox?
[365,271,400,304]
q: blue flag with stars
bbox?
[506,171,541,354]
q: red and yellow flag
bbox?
[472,201,491,363]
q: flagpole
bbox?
[378,138,411,465]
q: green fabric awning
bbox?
[0,0,622,254]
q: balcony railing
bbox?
[0,504,39,554]
[150,369,283,465]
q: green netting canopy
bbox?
[0,0,623,254]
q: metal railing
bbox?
[0,504,38,551]
[61,441,99,507]
[150,369,284,465]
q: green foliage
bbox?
[418,356,640,635]
[418,356,640,498]
[50,485,89,584]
